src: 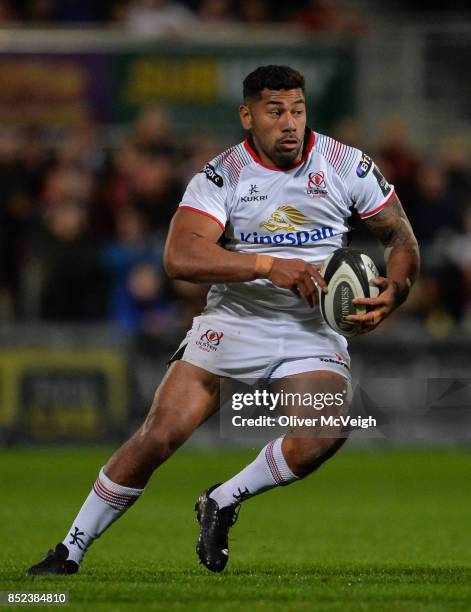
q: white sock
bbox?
[210,437,298,509]
[62,467,144,564]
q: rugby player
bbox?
[27,65,419,575]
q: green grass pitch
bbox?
[1,447,471,611]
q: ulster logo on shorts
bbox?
[306,171,328,198]
[197,329,224,352]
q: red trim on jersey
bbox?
[243,130,315,172]
[359,190,396,219]
[330,139,341,168]
[179,205,225,230]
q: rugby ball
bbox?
[319,248,380,337]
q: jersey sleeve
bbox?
[346,151,396,219]
[178,162,228,231]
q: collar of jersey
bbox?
[244,127,315,172]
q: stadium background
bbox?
[1,1,470,609]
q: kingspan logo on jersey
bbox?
[240,184,268,203]
[240,205,335,246]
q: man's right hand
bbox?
[268,258,328,308]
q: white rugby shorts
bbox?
[169,310,350,382]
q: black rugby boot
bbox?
[195,484,240,572]
[26,543,79,576]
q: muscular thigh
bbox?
[143,359,221,434]
[105,360,222,485]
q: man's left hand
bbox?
[345,276,400,333]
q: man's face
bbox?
[239,88,307,168]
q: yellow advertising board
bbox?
[0,349,127,442]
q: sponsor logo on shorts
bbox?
[200,163,224,187]
[356,153,373,178]
[197,329,224,352]
[319,355,350,370]
[306,171,328,198]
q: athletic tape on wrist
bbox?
[255,254,274,278]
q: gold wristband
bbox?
[255,254,274,278]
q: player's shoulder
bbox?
[313,131,361,182]
[204,140,253,190]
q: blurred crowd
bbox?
[334,117,471,338]
[0,107,470,339]
[2,0,469,35]
[0,108,212,335]
[0,0,365,35]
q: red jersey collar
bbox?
[243,128,315,172]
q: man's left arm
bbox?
[346,195,420,332]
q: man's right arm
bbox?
[164,208,326,307]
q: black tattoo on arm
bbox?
[363,195,420,305]
[364,195,419,257]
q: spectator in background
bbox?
[409,162,461,244]
[105,142,182,233]
[58,119,106,177]
[38,201,106,321]
[376,116,421,211]
[125,0,196,36]
[106,107,183,233]
[104,141,141,218]
[438,136,471,210]
[41,156,95,212]
[171,279,208,328]
[40,121,105,217]
[131,154,182,232]
[0,128,46,317]
[101,206,175,334]
[404,252,465,337]
[130,107,176,158]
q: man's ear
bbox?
[239,104,252,130]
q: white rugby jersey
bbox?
[179,129,395,321]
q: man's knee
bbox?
[283,436,346,478]
[133,405,190,465]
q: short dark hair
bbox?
[243,65,305,101]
